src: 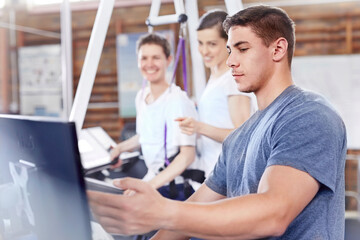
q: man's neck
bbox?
[147,81,169,104]
[256,70,293,110]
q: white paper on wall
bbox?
[293,54,360,149]
[18,44,62,117]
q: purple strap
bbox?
[170,37,184,86]
[170,36,187,92]
[164,123,170,166]
[164,36,188,166]
[181,38,187,93]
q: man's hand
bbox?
[87,178,172,235]
[175,117,198,136]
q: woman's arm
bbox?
[176,95,251,143]
[228,94,251,127]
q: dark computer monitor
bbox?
[0,115,92,240]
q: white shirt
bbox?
[198,70,257,177]
[136,84,199,184]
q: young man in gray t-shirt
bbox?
[206,85,346,239]
[88,6,347,239]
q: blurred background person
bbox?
[110,33,201,201]
[177,10,257,178]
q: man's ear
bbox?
[272,37,288,62]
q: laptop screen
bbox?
[0,115,92,240]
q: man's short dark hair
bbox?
[136,33,171,58]
[223,5,295,66]
[197,9,228,40]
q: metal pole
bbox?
[69,0,115,133]
[147,14,180,26]
[224,0,244,15]
[147,0,186,26]
[0,22,61,39]
[148,0,161,19]
[60,0,73,119]
[174,0,185,14]
[0,28,9,113]
[9,9,18,113]
[185,0,206,101]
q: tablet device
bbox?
[85,177,123,194]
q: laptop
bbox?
[78,127,118,174]
[78,126,140,175]
[0,114,92,240]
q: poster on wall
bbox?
[116,30,174,118]
[292,54,360,149]
[18,44,62,117]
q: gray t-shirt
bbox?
[206,85,347,239]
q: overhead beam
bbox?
[146,0,185,26]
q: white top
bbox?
[197,70,257,177]
[136,84,199,184]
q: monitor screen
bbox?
[0,115,92,240]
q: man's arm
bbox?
[159,165,319,239]
[148,146,195,189]
[88,165,319,239]
[87,179,225,237]
[151,184,226,240]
